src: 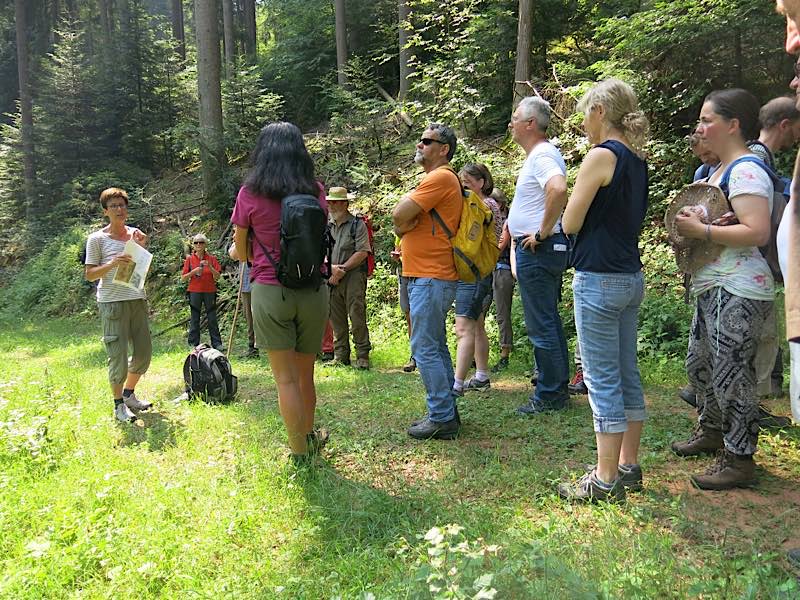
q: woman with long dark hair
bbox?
[672,89,775,490]
[231,122,329,463]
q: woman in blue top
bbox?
[558,79,650,503]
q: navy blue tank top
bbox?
[571,140,648,273]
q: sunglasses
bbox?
[420,137,445,146]
[194,241,206,245]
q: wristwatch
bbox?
[534,231,542,242]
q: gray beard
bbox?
[414,150,424,164]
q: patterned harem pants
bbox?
[686,287,773,456]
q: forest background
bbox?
[1,1,800,597]
[0,0,796,346]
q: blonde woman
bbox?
[558,79,649,502]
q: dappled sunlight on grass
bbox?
[1,317,798,597]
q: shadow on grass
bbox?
[117,408,184,451]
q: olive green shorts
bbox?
[251,283,329,354]
[98,299,152,385]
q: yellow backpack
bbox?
[431,171,500,282]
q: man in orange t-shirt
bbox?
[392,123,462,440]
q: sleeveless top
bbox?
[571,140,648,273]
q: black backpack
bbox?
[254,193,331,289]
[183,345,238,403]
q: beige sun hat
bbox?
[326,186,356,201]
[664,182,730,273]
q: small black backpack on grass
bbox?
[183,344,238,403]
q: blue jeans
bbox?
[408,277,458,422]
[573,271,646,433]
[515,234,570,406]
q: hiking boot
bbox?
[246,346,259,358]
[516,398,566,416]
[114,402,136,423]
[491,356,509,373]
[464,376,490,391]
[355,357,370,370]
[678,385,697,408]
[530,367,539,386]
[407,417,460,440]
[319,351,334,362]
[557,470,626,503]
[307,427,330,456]
[213,344,225,353]
[402,356,416,372]
[671,426,723,457]
[412,405,460,427]
[123,392,152,412]
[691,450,757,490]
[330,357,351,367]
[758,404,792,429]
[568,370,588,395]
[787,548,800,568]
[452,387,464,398]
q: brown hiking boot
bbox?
[671,426,724,457]
[691,450,756,490]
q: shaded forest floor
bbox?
[1,317,799,598]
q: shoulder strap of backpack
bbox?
[429,166,464,239]
[717,156,779,198]
[249,226,280,271]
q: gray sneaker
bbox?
[557,470,626,503]
[464,377,491,391]
[123,392,152,412]
[586,463,643,491]
[114,402,136,422]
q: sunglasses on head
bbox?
[420,137,445,146]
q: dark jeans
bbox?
[188,291,222,348]
[514,233,570,406]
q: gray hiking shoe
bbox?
[585,463,643,491]
[464,377,491,391]
[114,402,136,422]
[123,392,152,412]
[558,470,626,503]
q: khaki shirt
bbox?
[330,213,371,266]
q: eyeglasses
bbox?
[106,203,126,210]
[420,137,445,146]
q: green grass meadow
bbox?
[1,316,799,598]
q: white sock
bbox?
[475,370,489,382]
[453,378,464,391]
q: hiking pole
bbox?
[227,262,245,355]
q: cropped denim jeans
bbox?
[514,234,570,407]
[408,277,458,422]
[573,270,646,433]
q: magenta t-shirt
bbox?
[230,183,327,285]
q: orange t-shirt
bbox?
[402,166,462,280]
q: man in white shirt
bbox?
[507,96,570,415]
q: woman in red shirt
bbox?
[181,233,223,351]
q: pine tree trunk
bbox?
[99,0,113,46]
[398,0,411,99]
[334,0,347,86]
[194,0,227,207]
[513,0,534,108]
[15,0,38,227]
[171,0,185,60]
[242,0,256,60]
[222,0,235,76]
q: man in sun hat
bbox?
[326,186,372,369]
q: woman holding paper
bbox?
[84,187,153,423]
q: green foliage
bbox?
[0,226,94,318]
[222,63,284,160]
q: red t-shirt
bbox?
[230,183,327,285]
[182,252,221,293]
